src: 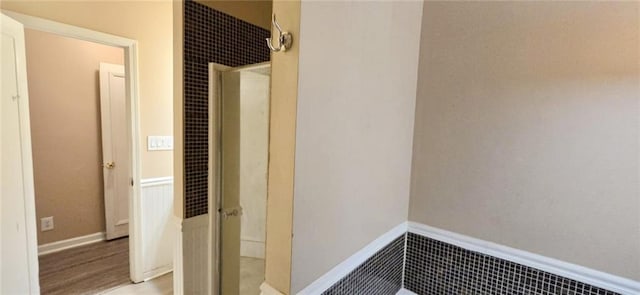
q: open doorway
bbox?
[24,28,131,294]
[1,11,174,294]
[210,62,271,295]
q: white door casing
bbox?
[99,63,130,240]
[0,12,40,294]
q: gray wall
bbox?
[409,1,639,281]
[291,1,423,292]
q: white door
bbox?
[1,13,40,294]
[99,63,130,240]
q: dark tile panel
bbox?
[404,233,620,295]
[183,0,270,218]
[322,235,406,295]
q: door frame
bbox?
[208,62,229,295]
[2,11,145,283]
[208,62,271,295]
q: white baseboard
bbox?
[408,222,640,295]
[143,266,173,282]
[260,282,285,295]
[297,222,408,295]
[241,239,265,259]
[38,232,105,256]
[395,288,417,295]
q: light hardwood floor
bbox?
[39,237,173,295]
[39,237,130,295]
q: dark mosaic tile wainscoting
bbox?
[322,235,406,295]
[404,233,619,295]
[322,232,621,295]
[183,0,270,218]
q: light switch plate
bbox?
[147,136,173,151]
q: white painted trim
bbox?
[208,63,229,295]
[259,282,285,295]
[408,222,640,295]
[1,12,40,294]
[297,222,409,295]
[173,216,184,295]
[400,232,408,288]
[143,267,173,282]
[395,288,417,295]
[141,177,174,187]
[2,10,145,284]
[38,232,106,256]
[1,11,135,47]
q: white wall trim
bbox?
[297,222,408,295]
[259,282,285,295]
[140,176,174,187]
[143,267,173,282]
[38,232,105,256]
[408,222,640,295]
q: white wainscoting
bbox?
[182,214,209,294]
[140,177,175,280]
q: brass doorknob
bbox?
[104,162,115,169]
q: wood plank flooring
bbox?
[39,237,130,295]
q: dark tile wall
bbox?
[321,232,621,295]
[322,235,406,295]
[183,0,270,218]
[404,233,620,295]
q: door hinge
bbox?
[130,178,134,186]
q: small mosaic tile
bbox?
[404,233,620,295]
[183,0,270,218]
[322,234,406,295]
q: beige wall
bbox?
[2,0,174,179]
[195,0,272,30]
[409,1,640,281]
[290,1,423,292]
[173,0,184,218]
[24,29,124,245]
[264,0,300,292]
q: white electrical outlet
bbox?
[41,216,54,231]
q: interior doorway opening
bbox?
[0,11,176,294]
[210,62,271,295]
[24,28,130,294]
